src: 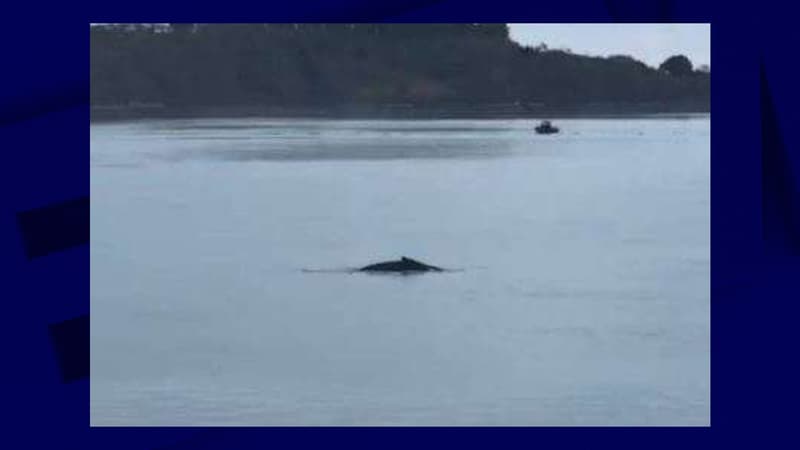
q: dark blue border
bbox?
[2,0,797,447]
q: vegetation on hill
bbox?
[90,24,710,115]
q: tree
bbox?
[659,55,693,76]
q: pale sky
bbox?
[508,24,710,68]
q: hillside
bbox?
[90,24,710,118]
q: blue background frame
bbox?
[2,0,797,447]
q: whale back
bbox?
[359,256,443,272]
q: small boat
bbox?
[535,120,559,134]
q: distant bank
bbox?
[91,101,709,122]
[92,24,709,118]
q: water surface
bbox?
[91,117,710,425]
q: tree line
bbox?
[91,24,710,112]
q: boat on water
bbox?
[535,120,559,134]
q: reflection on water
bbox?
[167,141,514,162]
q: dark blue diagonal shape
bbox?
[761,64,800,253]
[604,0,672,20]
[48,314,89,383]
[16,196,89,259]
[0,82,88,127]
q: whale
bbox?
[358,256,444,273]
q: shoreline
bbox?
[90,103,710,123]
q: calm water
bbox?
[90,117,710,426]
